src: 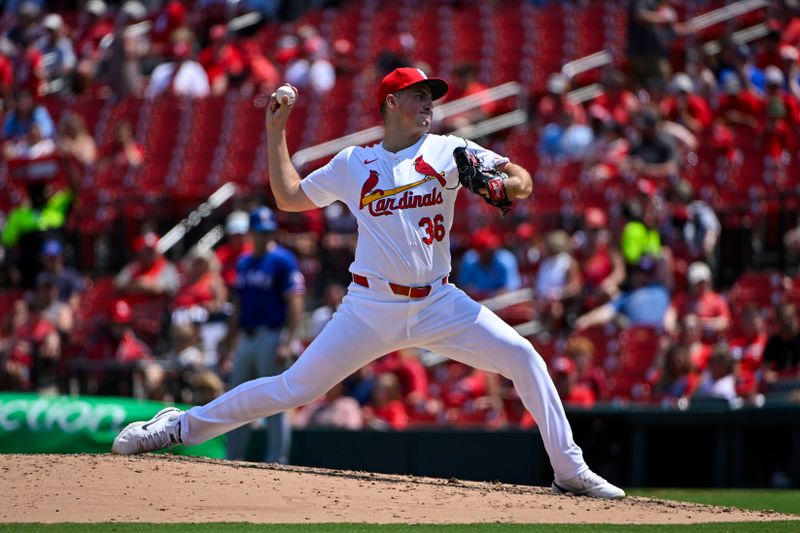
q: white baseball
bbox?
[276,85,296,106]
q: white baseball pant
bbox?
[181,280,588,479]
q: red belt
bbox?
[352,274,448,298]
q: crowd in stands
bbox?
[0,0,799,432]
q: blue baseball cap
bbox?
[249,206,277,233]
[42,239,63,256]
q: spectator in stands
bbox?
[309,282,345,339]
[166,322,207,369]
[372,348,431,418]
[198,24,247,96]
[717,73,764,130]
[0,304,32,388]
[625,107,679,180]
[149,0,189,60]
[238,37,280,95]
[652,344,697,403]
[363,372,409,430]
[293,381,364,430]
[56,112,97,167]
[331,38,357,77]
[285,30,335,96]
[146,42,210,99]
[667,261,730,340]
[12,32,47,98]
[538,106,594,161]
[36,14,77,94]
[0,41,14,105]
[729,303,767,398]
[626,0,678,87]
[79,299,153,395]
[5,2,42,48]
[3,89,55,142]
[35,239,85,307]
[594,70,639,126]
[97,120,144,174]
[103,0,148,100]
[565,336,607,401]
[583,108,630,182]
[673,313,713,372]
[31,273,73,337]
[535,73,585,128]
[4,122,56,160]
[692,344,738,405]
[762,302,800,382]
[575,207,625,310]
[72,1,114,94]
[620,199,662,268]
[764,66,800,125]
[534,229,581,330]
[5,298,61,393]
[113,232,180,296]
[550,356,596,408]
[574,255,671,331]
[661,72,713,135]
[665,180,721,268]
[1,154,79,289]
[457,227,521,299]
[215,210,252,289]
[73,0,113,56]
[172,247,229,368]
[760,95,794,168]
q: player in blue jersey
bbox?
[224,206,305,464]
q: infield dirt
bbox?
[0,454,794,524]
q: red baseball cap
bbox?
[376,67,449,110]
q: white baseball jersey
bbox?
[300,134,509,285]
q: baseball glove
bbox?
[453,146,512,215]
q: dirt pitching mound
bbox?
[0,454,793,524]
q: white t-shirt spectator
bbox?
[285,58,335,95]
[146,60,210,99]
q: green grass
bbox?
[627,489,800,516]
[1,524,799,532]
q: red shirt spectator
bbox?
[760,113,793,159]
[431,361,487,409]
[551,357,596,408]
[594,71,639,126]
[73,2,115,59]
[717,77,765,130]
[728,305,767,397]
[198,25,247,94]
[83,300,152,363]
[372,349,429,401]
[669,262,730,340]
[537,73,586,126]
[363,372,409,430]
[149,0,188,57]
[240,39,280,93]
[113,232,180,298]
[661,74,712,134]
